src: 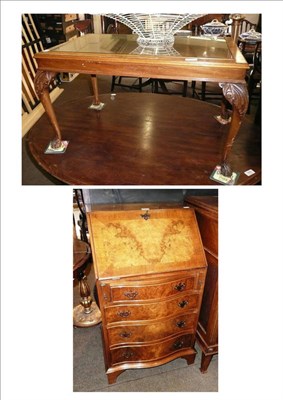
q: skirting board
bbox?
[22,87,64,137]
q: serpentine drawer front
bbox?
[87,205,207,384]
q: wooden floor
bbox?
[27,90,261,185]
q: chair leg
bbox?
[247,78,256,114]
[111,76,116,92]
[159,80,169,94]
[201,81,206,101]
[191,81,196,98]
[138,78,143,92]
[182,81,188,97]
[152,79,158,93]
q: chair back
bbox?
[240,19,257,35]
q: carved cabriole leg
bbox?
[219,82,249,176]
[34,70,68,152]
[89,74,105,110]
[34,71,61,141]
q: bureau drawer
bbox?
[111,334,194,365]
[108,313,197,346]
[102,274,198,303]
[104,293,199,323]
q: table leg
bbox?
[34,70,69,153]
[217,82,249,176]
[88,74,105,110]
[220,83,249,176]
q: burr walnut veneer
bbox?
[33,33,249,178]
[87,205,207,384]
[184,196,218,373]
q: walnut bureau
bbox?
[87,205,207,384]
[184,196,218,373]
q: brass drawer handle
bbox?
[117,310,131,318]
[178,300,188,308]
[176,320,186,328]
[119,331,132,338]
[174,282,186,291]
[173,340,184,350]
[140,210,150,220]
[122,350,134,359]
[124,290,138,300]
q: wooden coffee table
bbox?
[32,33,253,183]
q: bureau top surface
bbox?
[87,207,207,279]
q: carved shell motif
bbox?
[34,70,57,97]
[219,82,249,118]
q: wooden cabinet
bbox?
[33,14,78,49]
[87,205,207,384]
[184,196,218,373]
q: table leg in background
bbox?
[88,74,105,110]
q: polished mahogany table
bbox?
[33,33,250,180]
[27,92,261,185]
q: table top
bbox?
[34,33,248,82]
[27,92,261,186]
[73,238,91,272]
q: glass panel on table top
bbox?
[48,33,233,60]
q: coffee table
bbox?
[33,33,250,180]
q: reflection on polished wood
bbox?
[27,93,261,185]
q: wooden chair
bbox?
[238,19,257,35]
[192,16,260,104]
[246,42,261,113]
[74,19,92,35]
[111,76,143,92]
[150,79,188,96]
[190,14,230,101]
[111,76,188,96]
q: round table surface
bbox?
[27,92,261,185]
[73,238,91,273]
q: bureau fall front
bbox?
[87,205,207,384]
